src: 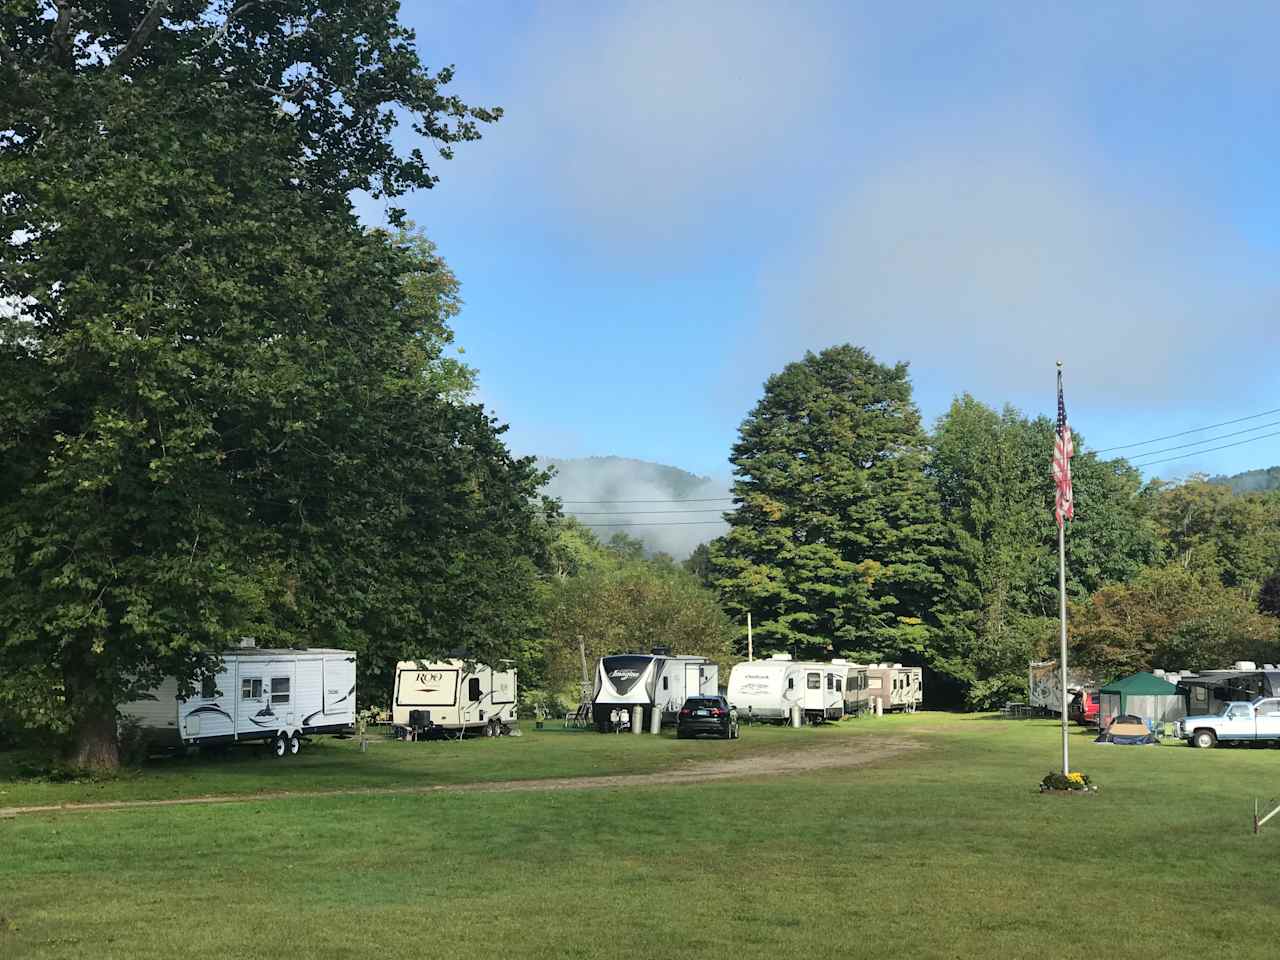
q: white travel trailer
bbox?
[863,663,922,712]
[121,648,357,757]
[391,659,518,738]
[592,649,718,731]
[726,655,844,724]
[727,656,806,722]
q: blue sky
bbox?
[359,1,1280,483]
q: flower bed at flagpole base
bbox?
[1040,771,1099,794]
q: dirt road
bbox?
[0,735,919,819]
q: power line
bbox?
[1093,406,1280,454]
[1124,418,1280,463]
[573,519,729,527]
[555,496,734,504]
[566,508,728,515]
[1130,429,1280,469]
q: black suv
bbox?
[676,695,740,740]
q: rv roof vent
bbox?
[831,658,848,665]
[1235,661,1257,671]
[651,645,671,656]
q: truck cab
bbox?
[1176,697,1280,748]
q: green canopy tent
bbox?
[1098,672,1185,728]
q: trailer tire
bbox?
[272,734,288,758]
[484,719,497,738]
[1192,729,1217,750]
[288,732,301,755]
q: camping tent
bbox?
[1098,672,1185,728]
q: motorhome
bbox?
[121,648,357,757]
[391,659,517,738]
[592,649,718,731]
[725,655,844,723]
[863,663,923,712]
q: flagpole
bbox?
[1058,497,1069,776]
[1056,361,1070,777]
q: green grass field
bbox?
[2,714,1277,959]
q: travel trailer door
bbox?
[803,670,824,712]
[684,662,702,706]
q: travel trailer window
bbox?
[807,673,820,689]
[241,678,262,700]
[826,675,834,690]
[468,677,482,701]
[271,677,290,705]
[868,676,882,689]
[663,677,669,690]
[201,676,217,699]
[836,678,842,691]
[787,678,795,690]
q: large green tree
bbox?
[1,3,548,768]
[712,346,942,662]
[928,395,1161,704]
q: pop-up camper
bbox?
[121,647,357,757]
[391,659,517,738]
[592,649,718,731]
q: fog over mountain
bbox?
[1210,466,1280,494]
[540,457,731,559]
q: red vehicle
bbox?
[1069,689,1100,726]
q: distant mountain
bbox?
[539,456,731,559]
[1209,466,1280,494]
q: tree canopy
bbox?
[711,345,942,662]
[0,3,548,768]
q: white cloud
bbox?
[503,0,841,245]
[754,116,1280,405]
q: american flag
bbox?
[1053,366,1074,527]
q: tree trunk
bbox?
[64,663,121,772]
[69,706,120,771]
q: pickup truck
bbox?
[1175,697,1280,748]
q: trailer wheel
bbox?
[1192,729,1217,749]
[288,732,301,755]
[483,719,497,738]
[272,734,288,758]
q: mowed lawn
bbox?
[0,721,820,808]
[2,713,1278,959]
